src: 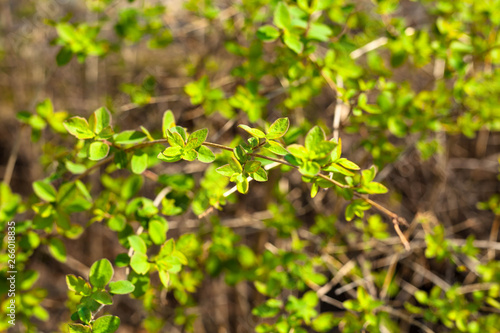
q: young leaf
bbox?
[170,126,187,142]
[109,280,135,295]
[48,238,67,263]
[159,270,170,288]
[186,128,208,149]
[162,110,176,138]
[162,146,182,157]
[182,149,197,161]
[89,259,114,289]
[287,144,308,159]
[68,324,91,333]
[167,130,185,147]
[130,252,150,275]
[113,131,147,145]
[196,145,216,163]
[33,181,57,202]
[274,2,291,30]
[229,156,243,173]
[299,161,321,177]
[131,151,148,174]
[238,124,266,138]
[266,140,289,155]
[257,25,280,42]
[89,107,111,135]
[91,290,113,305]
[216,164,235,177]
[283,33,304,54]
[331,138,342,161]
[157,152,181,163]
[252,167,268,182]
[64,117,95,139]
[266,118,289,139]
[337,158,360,170]
[128,235,147,254]
[92,315,120,333]
[89,141,110,161]
[305,126,326,152]
[244,161,261,173]
[149,220,167,245]
[236,174,249,194]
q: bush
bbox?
[1,0,499,332]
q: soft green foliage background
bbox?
[0,0,500,332]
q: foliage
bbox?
[1,0,500,332]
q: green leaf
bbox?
[361,167,376,183]
[162,110,176,138]
[331,138,341,161]
[159,270,170,288]
[120,175,143,200]
[36,99,53,118]
[113,130,147,144]
[92,315,121,333]
[337,158,360,170]
[108,214,126,232]
[49,238,67,263]
[130,252,150,275]
[309,141,337,159]
[182,149,197,161]
[68,324,91,333]
[128,235,147,254]
[307,22,333,42]
[196,145,216,163]
[64,117,94,139]
[56,47,73,66]
[257,25,280,42]
[186,128,208,149]
[244,161,261,173]
[89,141,110,161]
[274,2,291,30]
[283,33,304,54]
[359,182,388,194]
[216,164,235,177]
[267,118,289,139]
[236,174,249,194]
[162,146,182,157]
[170,126,187,142]
[77,305,92,324]
[287,144,308,159]
[238,124,266,138]
[305,126,326,152]
[167,130,185,147]
[89,107,111,135]
[66,274,91,295]
[33,181,57,202]
[131,151,148,174]
[65,160,86,174]
[299,161,321,177]
[109,280,135,294]
[266,141,288,155]
[89,259,114,289]
[251,167,268,182]
[149,220,167,245]
[92,290,113,305]
[229,156,243,173]
[312,313,338,332]
[157,151,182,163]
